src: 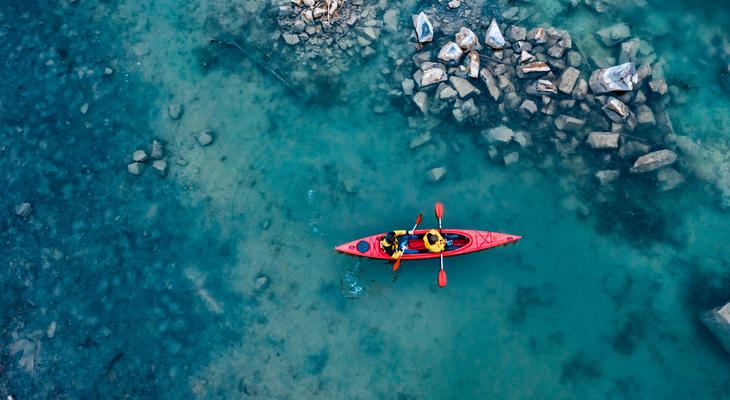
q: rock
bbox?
[283,33,300,45]
[384,10,399,32]
[80,103,89,114]
[254,275,270,292]
[482,125,514,144]
[502,24,524,41]
[648,79,668,95]
[589,63,638,93]
[402,78,415,96]
[547,43,566,58]
[357,36,372,47]
[554,115,586,131]
[479,68,501,101]
[438,83,458,100]
[503,151,519,166]
[362,27,378,41]
[449,76,480,98]
[128,162,144,175]
[586,132,620,149]
[14,202,32,218]
[168,103,183,120]
[537,79,558,94]
[595,170,620,185]
[502,7,520,21]
[467,51,480,79]
[420,68,447,87]
[520,62,550,75]
[566,51,582,67]
[602,97,630,122]
[151,140,164,159]
[504,92,522,110]
[413,12,434,44]
[700,302,730,355]
[520,50,535,64]
[595,24,631,46]
[630,149,677,173]
[528,27,546,44]
[453,98,478,123]
[152,160,168,176]
[657,167,684,191]
[313,7,326,19]
[455,27,479,50]
[573,79,588,100]
[104,67,114,75]
[448,0,460,8]
[133,149,148,162]
[427,166,447,182]
[410,130,431,149]
[619,140,650,159]
[619,38,640,64]
[196,131,214,146]
[438,42,464,64]
[520,99,538,114]
[633,90,647,104]
[413,91,428,114]
[635,104,656,127]
[557,67,580,94]
[485,19,505,50]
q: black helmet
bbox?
[384,233,395,244]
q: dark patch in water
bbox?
[611,312,646,355]
[560,352,602,386]
[508,286,553,325]
[308,350,329,375]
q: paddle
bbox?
[393,214,422,271]
[435,203,446,287]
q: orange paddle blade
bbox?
[393,258,401,271]
[438,269,447,287]
[435,203,444,219]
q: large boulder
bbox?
[413,12,434,43]
[485,19,505,50]
[455,27,479,50]
[589,63,638,94]
[420,68,448,87]
[630,149,677,173]
[438,42,464,64]
[449,76,480,98]
[481,125,514,144]
[586,132,620,149]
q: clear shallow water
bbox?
[2,0,730,398]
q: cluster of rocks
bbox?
[397,12,685,195]
[127,139,168,176]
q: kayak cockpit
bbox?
[378,233,471,255]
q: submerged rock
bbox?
[128,162,144,175]
[482,125,514,144]
[503,151,519,166]
[450,76,480,98]
[506,26,527,42]
[15,202,33,218]
[479,68,501,101]
[700,302,730,355]
[589,63,638,93]
[485,19,505,50]
[595,169,620,185]
[595,23,631,46]
[558,67,580,95]
[438,42,464,64]
[586,132,619,149]
[152,160,168,176]
[413,91,428,114]
[649,79,668,95]
[455,27,479,50]
[196,131,214,146]
[602,97,630,123]
[657,167,684,191]
[168,103,183,120]
[630,149,677,173]
[133,149,148,162]
[427,166,447,182]
[554,115,586,131]
[636,104,656,127]
[413,12,434,44]
[151,140,164,159]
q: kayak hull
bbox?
[334,229,521,260]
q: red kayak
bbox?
[334,229,521,260]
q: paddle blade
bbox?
[438,269,447,287]
[435,203,444,219]
[416,214,422,224]
[393,258,401,271]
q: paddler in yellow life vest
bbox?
[381,230,413,259]
[424,229,446,253]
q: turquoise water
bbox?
[2,0,730,398]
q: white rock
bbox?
[455,27,479,50]
[485,19,505,50]
[402,78,415,96]
[283,33,300,45]
[701,302,730,355]
[467,51,480,79]
[104,67,114,75]
[504,151,519,166]
[80,103,89,114]
[196,131,214,146]
[595,169,620,185]
[133,150,148,162]
[438,42,464,64]
[152,160,168,176]
[413,12,434,44]
[15,202,32,218]
[413,91,428,114]
[520,62,550,75]
[520,99,537,114]
[449,76,480,98]
[427,166,447,182]
[482,125,514,144]
[589,63,638,93]
[151,140,164,159]
[448,0,460,8]
[420,68,447,87]
[127,162,143,175]
[519,50,535,64]
[586,132,620,149]
[537,79,558,95]
[630,149,677,173]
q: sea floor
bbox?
[2,0,730,398]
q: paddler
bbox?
[381,230,417,259]
[423,229,447,253]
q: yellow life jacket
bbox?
[381,230,408,259]
[423,229,445,252]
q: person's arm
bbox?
[392,230,407,236]
[392,249,404,259]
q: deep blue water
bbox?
[2,0,730,398]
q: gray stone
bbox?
[362,27,378,41]
[455,27,479,50]
[630,149,677,173]
[506,25,527,42]
[14,202,32,218]
[572,79,588,99]
[595,23,631,46]
[619,140,650,159]
[168,103,183,120]
[427,166,447,182]
[595,170,620,185]
[127,162,144,175]
[649,79,668,95]
[413,91,428,114]
[152,160,168,176]
[438,42,464,64]
[410,130,431,149]
[657,167,684,191]
[504,92,522,110]
[413,12,434,44]
[283,33,300,45]
[537,79,558,95]
[438,83,458,100]
[104,67,114,75]
[547,43,566,58]
[636,105,656,127]
[453,98,478,123]
[482,125,514,144]
[602,97,630,123]
[151,140,164,159]
[619,38,640,64]
[528,27,546,44]
[254,275,270,292]
[557,67,580,94]
[384,10,399,32]
[586,132,620,149]
[589,63,638,93]
[449,76,480,98]
[700,302,730,355]
[420,68,447,87]
[479,68,501,101]
[554,115,586,131]
[566,51,582,67]
[133,149,148,162]
[503,151,519,166]
[513,131,532,148]
[402,78,415,96]
[196,131,214,146]
[485,19,505,50]
[520,99,538,114]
